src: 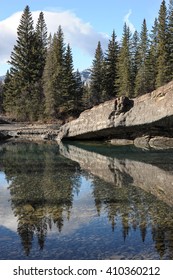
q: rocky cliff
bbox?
[57,81,173,145]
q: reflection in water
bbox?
[0,141,173,259]
[0,142,80,257]
[60,142,173,259]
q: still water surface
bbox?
[0,141,173,260]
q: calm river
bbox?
[0,140,173,260]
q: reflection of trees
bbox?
[150,205,173,259]
[0,142,81,256]
[1,141,173,259]
[92,175,173,259]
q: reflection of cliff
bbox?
[60,142,173,259]
[0,142,81,256]
[60,143,173,207]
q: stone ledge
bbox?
[57,80,173,143]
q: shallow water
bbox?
[1,141,173,260]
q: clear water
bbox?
[1,140,173,260]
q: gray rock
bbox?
[57,81,173,142]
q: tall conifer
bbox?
[167,0,173,81]
[35,11,48,78]
[82,84,92,110]
[104,30,119,99]
[74,70,83,114]
[3,70,15,115]
[4,6,45,120]
[131,31,140,93]
[135,19,150,96]
[43,26,66,119]
[118,23,133,97]
[148,18,159,91]
[156,0,168,87]
[43,38,57,118]
[63,43,76,116]
[0,81,3,113]
[90,41,104,105]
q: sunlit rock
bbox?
[57,81,173,144]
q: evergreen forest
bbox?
[1,0,173,122]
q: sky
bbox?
[0,0,170,76]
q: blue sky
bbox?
[0,0,169,75]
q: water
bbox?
[1,140,173,260]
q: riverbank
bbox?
[1,121,173,150]
[0,121,60,141]
[1,80,173,149]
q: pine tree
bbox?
[7,5,36,120]
[118,23,133,97]
[35,11,48,78]
[74,69,83,114]
[43,26,66,119]
[32,11,48,119]
[0,81,3,113]
[167,0,173,81]
[3,6,45,120]
[36,12,48,49]
[135,19,150,96]
[9,6,34,79]
[90,41,104,105]
[148,18,159,92]
[62,43,76,116]
[156,0,169,87]
[104,30,119,99]
[131,30,140,93]
[43,43,56,118]
[83,84,93,109]
[3,70,16,115]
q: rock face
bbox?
[57,81,173,142]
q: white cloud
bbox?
[0,10,109,73]
[123,9,136,34]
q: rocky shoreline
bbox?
[1,81,173,149]
[0,122,60,141]
[1,121,173,150]
[56,80,173,149]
